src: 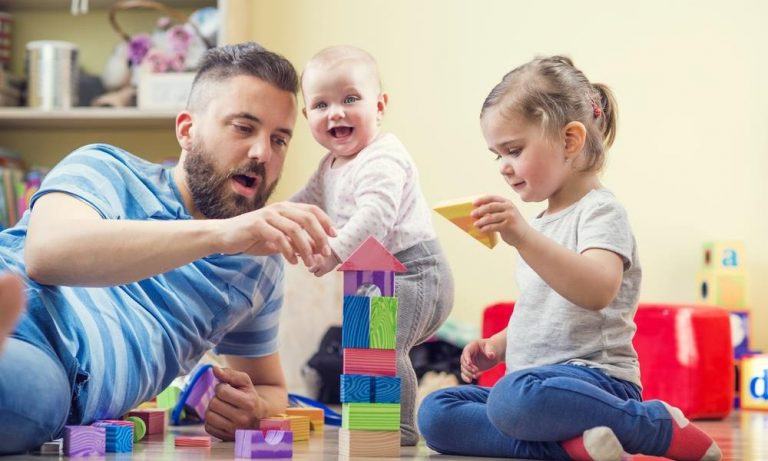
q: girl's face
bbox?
[481,107,573,206]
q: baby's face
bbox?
[302,60,385,160]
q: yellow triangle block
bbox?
[434,198,498,248]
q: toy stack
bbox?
[338,236,404,458]
[696,241,766,410]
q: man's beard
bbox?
[184,139,278,219]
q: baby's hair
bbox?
[481,56,617,172]
[301,45,383,94]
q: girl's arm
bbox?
[516,232,624,311]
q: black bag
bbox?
[303,326,343,404]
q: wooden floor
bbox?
[5,410,767,460]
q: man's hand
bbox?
[217,202,337,267]
[204,367,269,440]
[460,338,503,383]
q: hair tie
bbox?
[591,100,602,118]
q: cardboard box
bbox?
[138,71,195,110]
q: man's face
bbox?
[183,75,297,219]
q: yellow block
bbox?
[434,198,498,249]
[740,355,768,410]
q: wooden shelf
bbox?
[0,0,214,10]
[0,107,178,128]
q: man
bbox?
[0,42,335,454]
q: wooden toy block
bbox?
[433,198,498,248]
[126,409,165,435]
[338,236,408,273]
[39,440,62,454]
[155,384,181,410]
[342,296,370,348]
[342,403,400,431]
[262,415,310,441]
[739,355,768,410]
[185,366,219,420]
[370,296,398,349]
[235,429,293,459]
[343,348,397,376]
[175,435,212,447]
[123,416,146,442]
[285,407,324,433]
[341,374,372,403]
[341,374,401,403]
[93,421,133,453]
[703,241,745,271]
[373,376,401,403]
[339,428,400,458]
[698,270,748,309]
[63,425,106,457]
[344,270,395,297]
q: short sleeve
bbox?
[577,199,635,270]
[214,265,284,357]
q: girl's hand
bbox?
[460,338,502,383]
[308,251,341,277]
[471,195,531,248]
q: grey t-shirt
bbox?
[505,188,642,387]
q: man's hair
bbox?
[187,42,299,111]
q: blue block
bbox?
[342,296,370,348]
[341,374,372,403]
[92,423,132,453]
[374,376,401,403]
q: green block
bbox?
[155,385,181,410]
[370,297,398,349]
[342,403,400,431]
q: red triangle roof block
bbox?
[338,236,407,272]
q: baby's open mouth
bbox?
[329,126,353,138]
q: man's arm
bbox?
[204,354,288,440]
[25,193,335,286]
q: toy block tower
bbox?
[696,241,755,359]
[338,236,404,458]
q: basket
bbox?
[108,0,213,49]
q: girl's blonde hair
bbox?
[480,56,618,172]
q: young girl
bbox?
[290,45,454,446]
[417,56,721,461]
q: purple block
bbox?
[343,270,395,297]
[235,429,293,459]
[186,367,219,420]
[63,426,106,456]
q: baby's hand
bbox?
[308,251,341,277]
[460,338,501,383]
[471,195,531,248]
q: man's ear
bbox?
[176,111,194,151]
[563,121,586,157]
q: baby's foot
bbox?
[560,426,623,461]
[661,402,721,461]
[0,273,25,351]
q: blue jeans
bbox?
[418,364,675,460]
[0,338,71,455]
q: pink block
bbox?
[343,348,396,376]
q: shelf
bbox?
[0,0,215,10]
[0,107,178,128]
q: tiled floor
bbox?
[4,410,767,460]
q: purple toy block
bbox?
[235,429,293,459]
[186,367,219,420]
[63,425,106,456]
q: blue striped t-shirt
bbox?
[0,144,284,423]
